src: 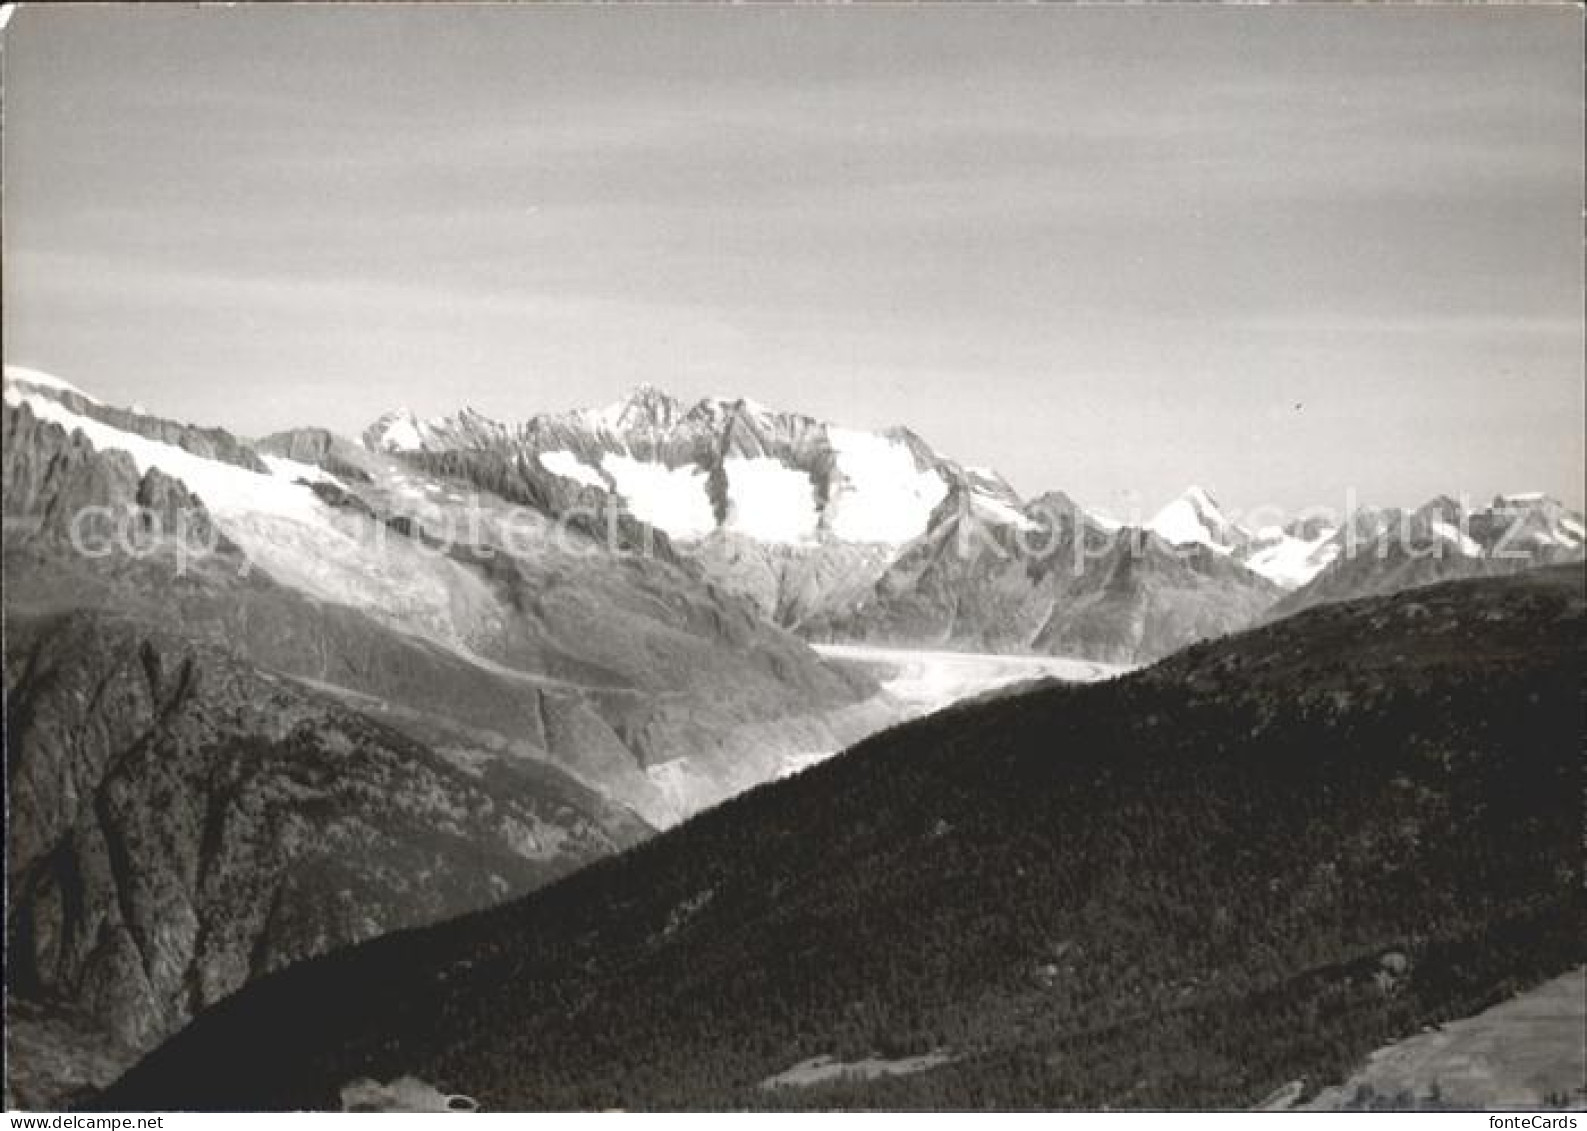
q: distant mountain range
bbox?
[801,487,1284,665]
[357,382,1583,661]
[95,566,1587,1110]
[9,362,1580,679]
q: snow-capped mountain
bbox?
[364,394,1367,601]
[10,361,1583,1103]
[1146,485,1251,555]
[5,364,917,1099]
[1268,492,1585,619]
[363,386,991,548]
[2,365,893,831]
[1145,485,1339,588]
[358,387,1086,626]
[804,486,1284,665]
[1241,522,1342,589]
[364,390,1492,650]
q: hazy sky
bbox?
[4,4,1582,515]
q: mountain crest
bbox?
[1147,484,1248,553]
[594,384,686,432]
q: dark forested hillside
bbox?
[100,567,1585,1111]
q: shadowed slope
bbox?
[99,566,1584,1110]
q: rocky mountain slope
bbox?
[356,390,1304,661]
[4,605,648,1108]
[358,385,1585,667]
[98,566,1585,1110]
[2,370,901,1104]
[1269,494,1584,620]
[807,487,1283,664]
[1146,485,1342,589]
[364,385,976,548]
[4,371,890,825]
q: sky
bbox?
[3,4,1582,516]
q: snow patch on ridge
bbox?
[262,454,344,487]
[538,450,606,490]
[1431,519,1483,558]
[723,457,820,543]
[969,491,1038,532]
[825,427,949,544]
[1244,531,1339,589]
[4,384,514,648]
[600,453,716,540]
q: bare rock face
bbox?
[0,371,269,473]
[2,390,890,1106]
[809,487,1282,666]
[1269,495,1586,621]
[4,400,141,535]
[360,391,962,626]
[255,427,376,484]
[686,533,900,630]
[401,446,684,564]
[3,401,222,550]
[359,391,1288,660]
[5,611,648,1103]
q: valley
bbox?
[93,567,1587,1111]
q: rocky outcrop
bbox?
[4,371,268,473]
[3,401,222,549]
[255,427,376,484]
[401,447,685,565]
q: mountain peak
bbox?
[593,384,685,432]
[1412,494,1466,525]
[363,406,426,452]
[1148,485,1245,552]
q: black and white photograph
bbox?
[2,1,1583,1116]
